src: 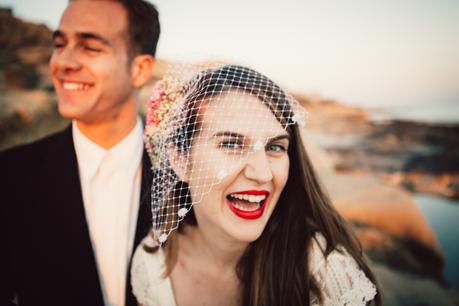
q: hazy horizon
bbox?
[1,0,458,109]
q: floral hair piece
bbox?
[144,79,185,166]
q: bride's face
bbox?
[185,92,290,242]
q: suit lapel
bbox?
[45,126,104,304]
[134,150,153,249]
[125,150,153,306]
[45,127,152,305]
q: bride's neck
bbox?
[179,225,248,269]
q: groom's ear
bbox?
[131,54,154,88]
[168,145,190,182]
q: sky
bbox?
[1,0,459,107]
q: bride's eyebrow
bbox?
[267,134,290,143]
[210,132,290,143]
[211,131,246,140]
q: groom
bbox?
[0,1,160,305]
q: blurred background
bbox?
[0,0,458,304]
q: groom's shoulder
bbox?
[0,126,71,166]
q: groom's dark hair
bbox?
[70,0,160,58]
[119,0,160,58]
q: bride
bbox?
[131,65,380,306]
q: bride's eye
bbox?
[266,143,287,153]
[219,139,244,150]
[265,137,289,157]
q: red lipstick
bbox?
[226,190,270,220]
[231,190,269,195]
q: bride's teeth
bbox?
[229,193,266,203]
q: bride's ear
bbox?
[168,145,190,182]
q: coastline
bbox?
[297,95,459,304]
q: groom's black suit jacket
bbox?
[0,126,153,306]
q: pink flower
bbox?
[146,81,167,126]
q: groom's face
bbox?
[50,1,136,124]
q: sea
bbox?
[368,99,459,125]
[370,99,459,289]
[415,194,459,289]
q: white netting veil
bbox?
[144,64,307,246]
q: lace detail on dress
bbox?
[131,236,176,306]
[131,234,376,306]
[131,242,160,306]
[309,235,377,306]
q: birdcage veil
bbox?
[144,63,307,246]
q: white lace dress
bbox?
[131,234,377,306]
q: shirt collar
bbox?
[72,118,143,180]
[110,118,143,169]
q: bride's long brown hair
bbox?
[146,65,382,306]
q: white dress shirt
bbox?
[73,119,143,306]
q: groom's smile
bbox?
[61,80,93,91]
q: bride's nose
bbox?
[243,150,273,184]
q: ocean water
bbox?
[369,99,459,124]
[414,193,459,289]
